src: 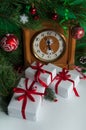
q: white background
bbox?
[0,77,86,130]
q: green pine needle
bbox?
[44,88,57,101]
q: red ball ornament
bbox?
[71,26,85,40]
[0,34,19,52]
[33,14,40,20]
[52,13,58,20]
[30,7,36,15]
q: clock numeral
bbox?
[58,38,62,41]
[55,53,58,57]
[47,31,52,35]
[36,37,40,41]
[55,33,57,36]
[47,55,51,58]
[42,53,44,57]
[60,49,63,52]
[37,50,40,53]
[41,33,45,37]
[35,43,39,47]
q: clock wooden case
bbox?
[23,22,76,69]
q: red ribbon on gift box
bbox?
[13,78,44,119]
[54,68,79,97]
[74,66,86,80]
[31,62,53,88]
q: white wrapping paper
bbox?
[8,78,45,121]
[49,65,80,98]
[25,62,56,86]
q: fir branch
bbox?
[44,88,57,101]
[0,58,18,97]
[0,0,86,31]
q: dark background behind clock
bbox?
[75,36,86,68]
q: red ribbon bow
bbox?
[31,62,53,87]
[54,68,79,97]
[13,78,44,119]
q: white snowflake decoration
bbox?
[20,14,28,24]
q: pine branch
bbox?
[44,88,57,101]
[0,0,86,30]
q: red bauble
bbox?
[52,13,58,20]
[0,34,19,52]
[33,14,40,20]
[71,26,85,40]
[30,7,36,15]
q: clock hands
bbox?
[44,37,54,54]
[46,39,54,55]
[46,39,52,50]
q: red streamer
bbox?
[74,66,86,80]
[13,78,44,119]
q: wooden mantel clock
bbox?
[23,22,76,69]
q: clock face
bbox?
[32,30,66,62]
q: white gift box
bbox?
[49,67,80,98]
[48,63,62,73]
[25,62,56,87]
[8,78,45,121]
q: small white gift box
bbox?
[25,62,56,87]
[8,78,45,121]
[49,67,80,98]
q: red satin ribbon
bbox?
[54,68,79,97]
[74,66,86,80]
[13,78,44,119]
[31,62,53,87]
